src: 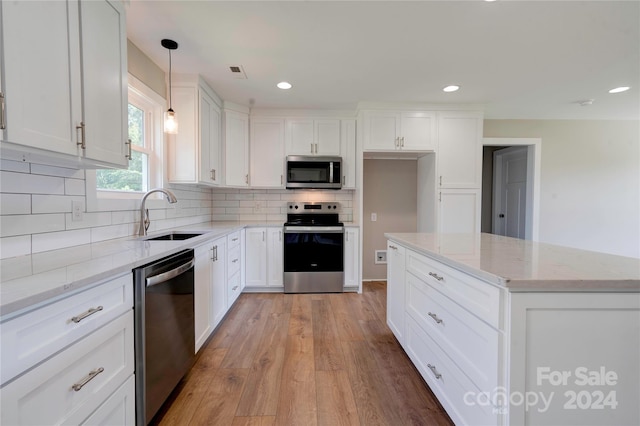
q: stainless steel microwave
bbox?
[286,155,342,190]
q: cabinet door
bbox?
[168,86,198,183]
[340,119,357,188]
[437,112,483,188]
[438,189,480,234]
[244,228,267,287]
[80,0,128,167]
[363,111,399,151]
[199,90,221,185]
[267,228,284,287]
[285,118,314,155]
[194,244,213,352]
[224,110,249,186]
[211,238,227,329]
[344,228,359,289]
[250,118,285,187]
[400,111,435,151]
[0,0,81,155]
[315,119,341,155]
[387,241,405,344]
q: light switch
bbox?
[371,212,377,222]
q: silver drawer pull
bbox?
[71,306,103,323]
[428,312,443,324]
[232,286,239,291]
[389,245,397,250]
[232,237,238,242]
[427,364,442,380]
[232,259,239,263]
[428,272,444,281]
[71,367,104,391]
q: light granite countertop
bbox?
[385,232,640,292]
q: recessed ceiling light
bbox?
[485,0,497,2]
[277,81,292,90]
[608,86,630,94]
[443,85,460,93]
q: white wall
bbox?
[484,120,640,258]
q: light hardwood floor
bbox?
[152,282,453,426]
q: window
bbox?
[96,87,160,193]
[86,74,165,211]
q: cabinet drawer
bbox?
[0,311,135,425]
[81,374,135,426]
[405,315,498,426]
[1,273,133,384]
[406,249,501,328]
[227,272,241,307]
[406,272,500,392]
[228,245,241,278]
[227,231,241,249]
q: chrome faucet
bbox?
[138,188,178,236]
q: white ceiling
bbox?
[125,0,639,120]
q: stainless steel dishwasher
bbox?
[134,249,195,425]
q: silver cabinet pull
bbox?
[439,175,442,186]
[401,136,405,147]
[281,175,283,185]
[232,258,239,263]
[76,121,86,149]
[72,367,104,391]
[427,364,442,379]
[125,138,132,160]
[310,143,314,154]
[428,272,444,281]
[389,245,397,250]
[343,176,346,185]
[232,285,239,291]
[232,237,238,242]
[428,312,443,324]
[395,137,399,147]
[245,174,249,185]
[71,306,103,323]
[0,91,5,130]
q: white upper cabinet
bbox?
[340,119,357,188]
[437,111,483,188]
[168,76,222,186]
[250,117,285,188]
[223,107,249,187]
[0,0,127,168]
[285,118,341,156]
[363,110,435,152]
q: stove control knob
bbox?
[295,205,299,209]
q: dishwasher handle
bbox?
[146,258,195,287]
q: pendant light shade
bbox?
[162,39,179,134]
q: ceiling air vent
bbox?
[228,65,247,79]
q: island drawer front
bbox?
[406,271,500,392]
[405,315,499,426]
[406,249,501,328]
[0,273,133,385]
[227,231,241,250]
[0,311,134,425]
[228,245,241,278]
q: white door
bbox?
[363,111,399,151]
[439,189,480,234]
[286,118,314,155]
[267,228,284,287]
[340,120,357,188]
[314,119,341,155]
[211,238,227,328]
[199,90,221,185]
[400,111,435,151]
[80,0,128,167]
[437,112,483,188]
[194,244,212,352]
[387,241,405,345]
[250,118,285,187]
[224,110,249,186]
[493,146,528,239]
[244,228,267,287]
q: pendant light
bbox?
[162,39,179,134]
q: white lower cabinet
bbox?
[244,227,283,290]
[386,240,405,345]
[0,310,135,425]
[211,236,227,328]
[194,244,213,352]
[227,230,243,305]
[343,227,359,289]
[438,188,481,234]
[80,371,135,425]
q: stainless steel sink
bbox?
[144,232,203,241]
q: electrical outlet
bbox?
[72,200,83,222]
[375,250,387,264]
[371,212,377,222]
[254,201,263,213]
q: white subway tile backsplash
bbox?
[1,213,66,237]
[32,229,91,253]
[32,194,84,214]
[1,159,30,173]
[64,178,86,196]
[0,194,31,214]
[0,235,31,259]
[65,212,112,230]
[0,171,65,195]
[91,224,134,243]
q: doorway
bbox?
[482,138,541,240]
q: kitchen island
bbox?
[385,232,640,426]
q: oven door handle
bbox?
[146,258,195,287]
[284,226,344,233]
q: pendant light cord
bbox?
[168,49,173,110]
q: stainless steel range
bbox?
[283,202,344,293]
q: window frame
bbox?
[86,74,166,212]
